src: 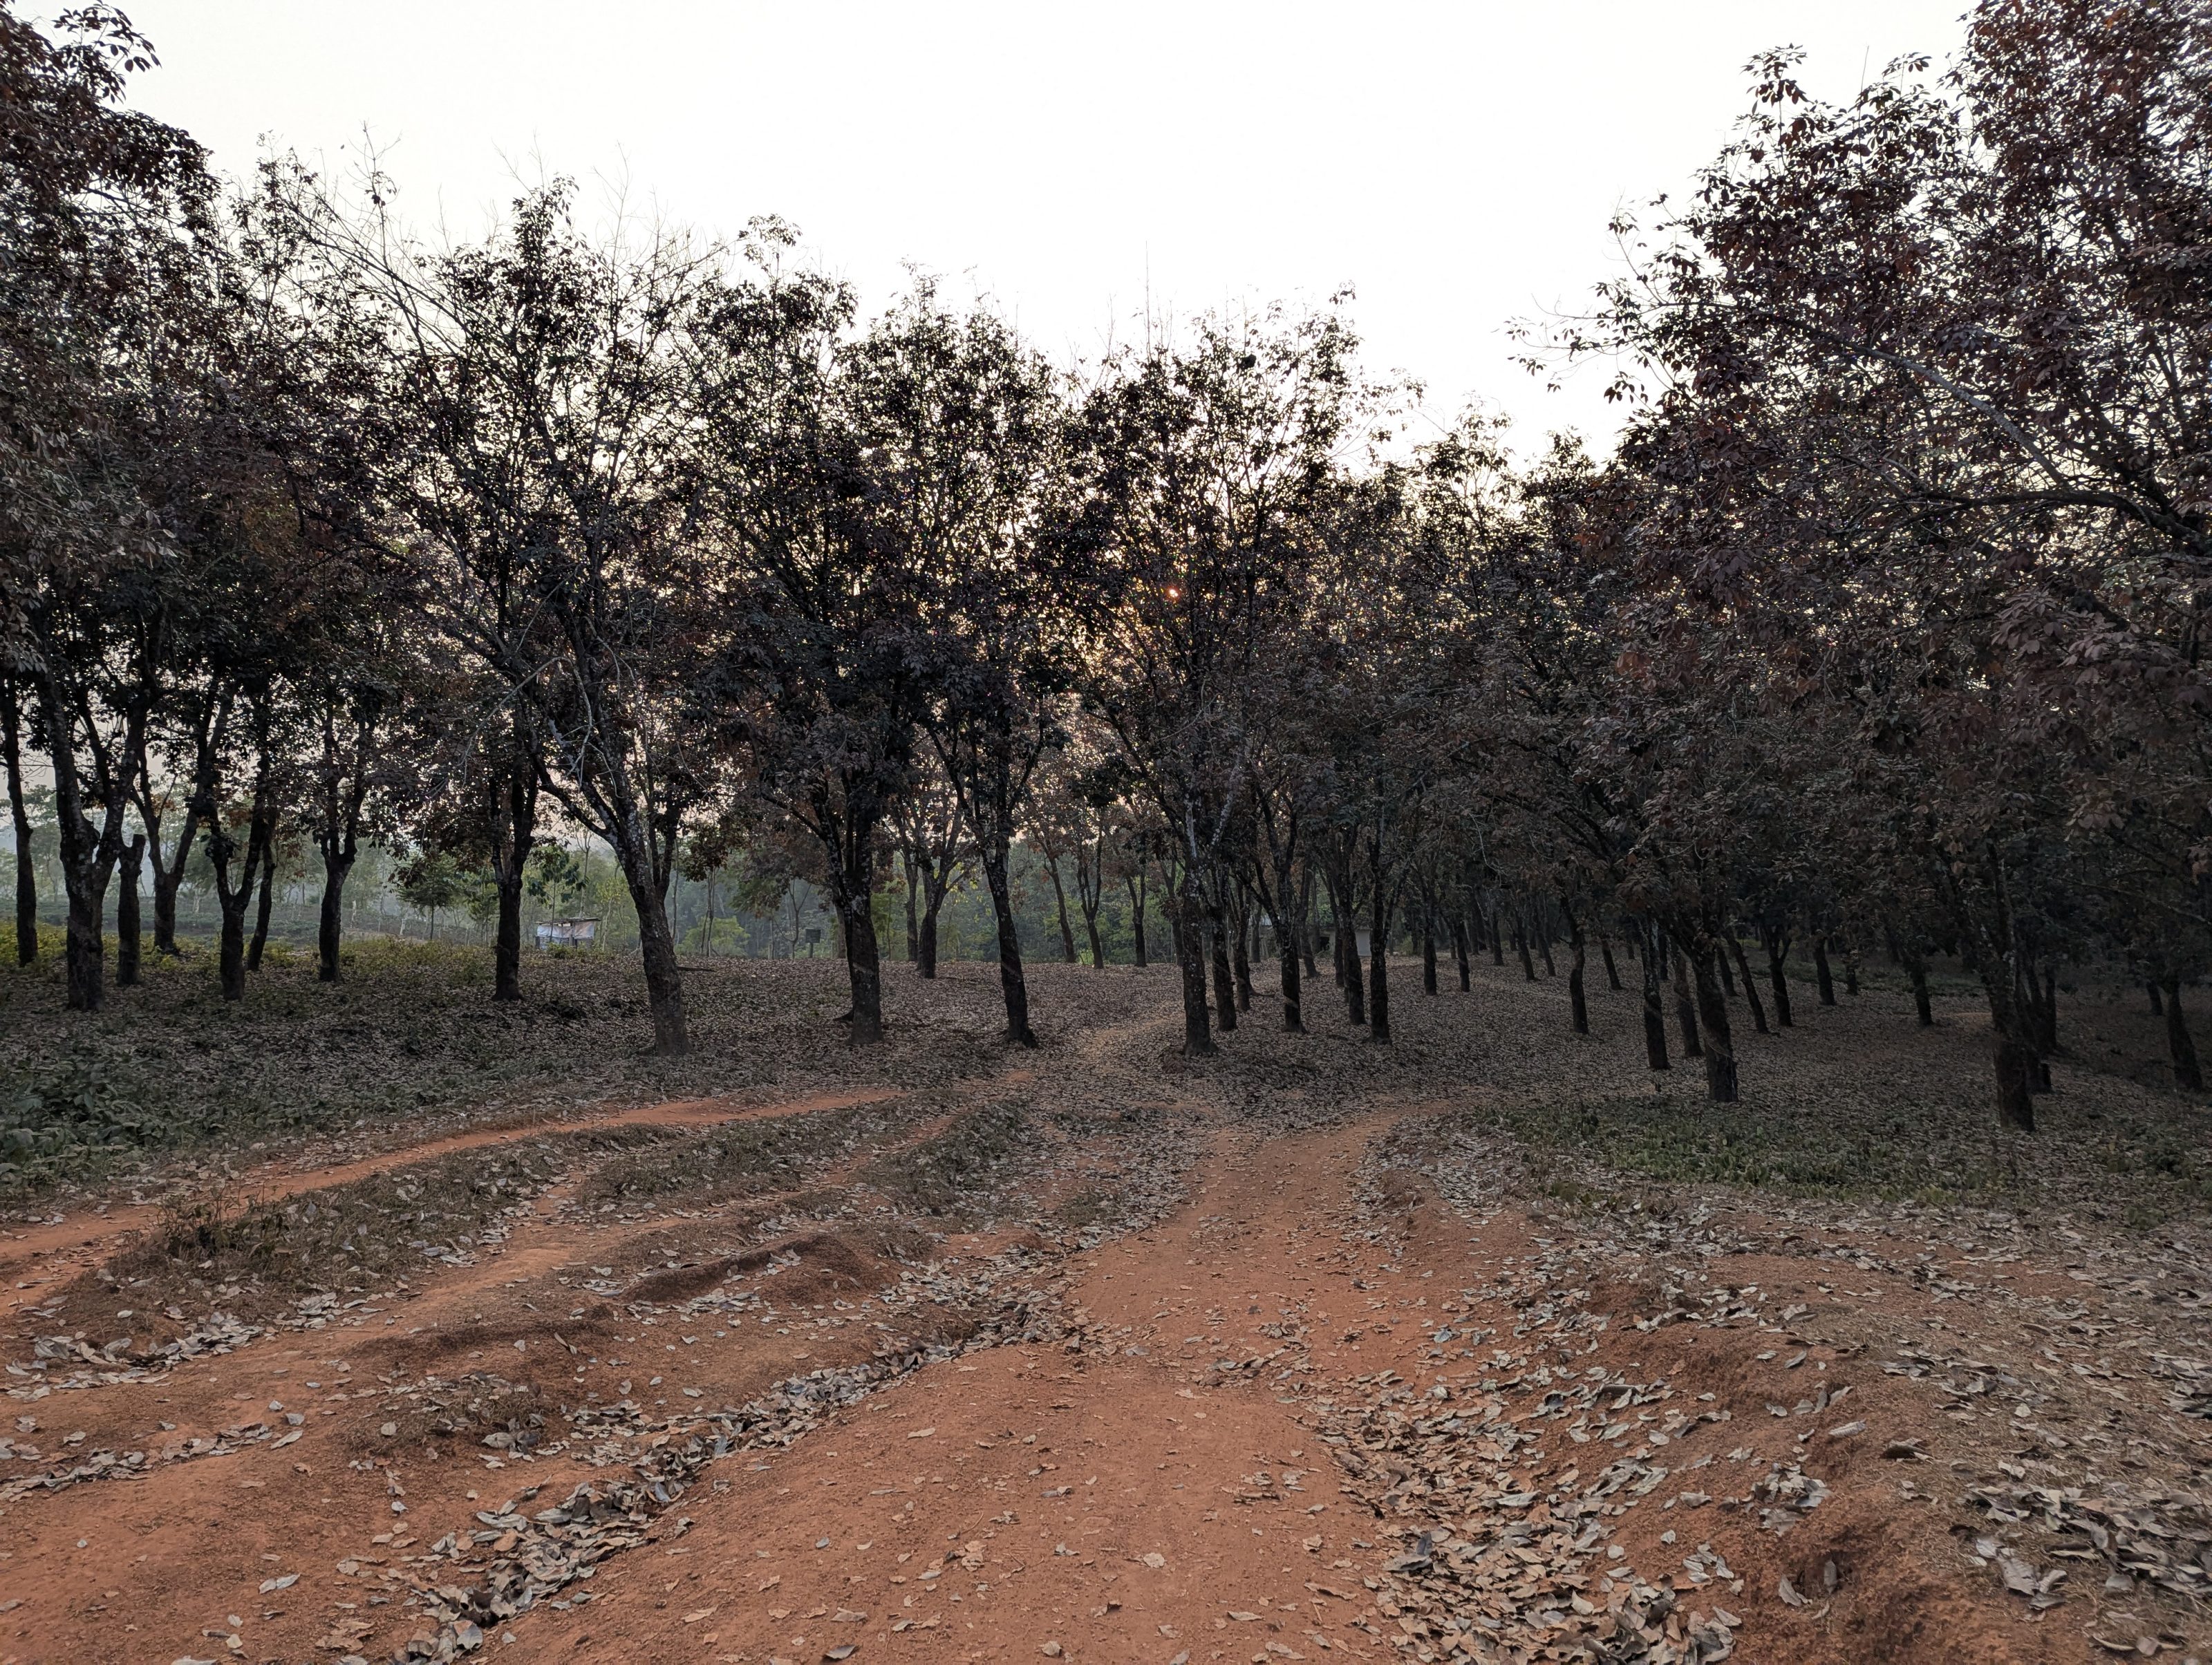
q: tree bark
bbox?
[116,834,144,987]
[1231,897,1253,1012]
[246,845,276,972]
[1276,901,1304,1032]
[918,893,943,979]
[320,848,357,984]
[1761,923,1794,1027]
[1812,937,1837,1005]
[1450,910,1472,992]
[2147,980,2163,1015]
[1208,883,1237,1033]
[1330,874,1365,1026]
[1515,916,1536,981]
[1125,867,1149,968]
[1599,933,1622,992]
[1047,857,1078,963]
[1566,907,1588,1035]
[1172,861,1213,1057]
[488,759,536,1002]
[1640,919,1670,1071]
[1487,903,1504,966]
[901,849,920,962]
[2161,975,2202,1091]
[1980,970,2038,1131]
[209,785,273,1005]
[1367,880,1394,1044]
[32,658,143,1010]
[1691,938,1738,1102]
[611,832,688,1055]
[1725,928,1769,1034]
[1672,939,1702,1057]
[1421,903,1439,996]
[982,842,1035,1047]
[1,679,35,966]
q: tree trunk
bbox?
[1048,858,1078,964]
[982,842,1035,1048]
[149,853,184,957]
[1299,870,1320,978]
[1231,899,1254,1012]
[1691,939,1738,1102]
[1330,876,1365,1026]
[612,837,688,1055]
[1566,910,1588,1035]
[1640,920,1669,1071]
[1208,887,1237,1033]
[1367,881,1394,1044]
[1083,905,1107,970]
[218,874,251,999]
[1672,940,1702,1057]
[1,681,35,966]
[1172,862,1213,1057]
[1276,902,1304,1032]
[1514,917,1536,981]
[840,880,886,1047]
[489,759,536,1003]
[246,845,276,972]
[2148,980,2165,1015]
[1536,912,1557,978]
[114,834,144,987]
[1725,929,1769,1034]
[210,816,270,1004]
[1762,925,1794,1027]
[1979,968,2038,1131]
[918,893,943,979]
[1812,937,1837,1005]
[901,849,920,962]
[1599,934,1622,992]
[1843,939,1860,996]
[2161,975,2202,1091]
[1450,911,1472,992]
[1125,869,1148,968]
[1716,940,1737,995]
[1421,904,1439,996]
[1488,903,1504,967]
[320,849,357,983]
[1909,957,1933,1026]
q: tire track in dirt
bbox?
[0,1087,901,1317]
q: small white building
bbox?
[535,917,599,950]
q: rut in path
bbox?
[0,1086,900,1321]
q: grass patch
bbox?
[1397,1079,2212,1217]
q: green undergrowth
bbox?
[1399,1080,2212,1221]
[0,950,1020,1195]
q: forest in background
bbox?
[2,0,2207,1141]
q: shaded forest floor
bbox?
[0,953,2206,1665]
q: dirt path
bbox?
[1,971,2204,1665]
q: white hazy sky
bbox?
[120,1,1969,452]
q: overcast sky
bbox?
[120,1,1969,453]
